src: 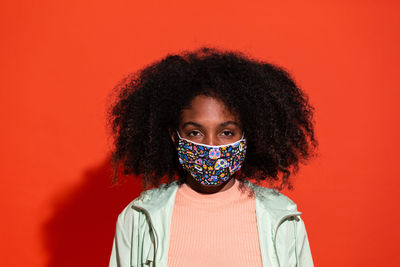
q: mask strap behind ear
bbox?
[176,130,182,139]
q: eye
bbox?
[187,130,202,137]
[221,130,234,136]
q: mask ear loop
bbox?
[240,131,245,140]
[176,130,183,139]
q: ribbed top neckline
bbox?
[177,179,242,205]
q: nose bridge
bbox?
[206,132,217,146]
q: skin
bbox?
[169,95,244,194]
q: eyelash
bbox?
[187,131,200,137]
[222,130,234,136]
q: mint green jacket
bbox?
[109,180,314,267]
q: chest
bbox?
[167,195,263,266]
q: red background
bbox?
[1,1,399,266]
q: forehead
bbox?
[180,95,239,124]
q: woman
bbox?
[108,47,318,267]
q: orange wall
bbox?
[1,1,399,266]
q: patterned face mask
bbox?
[176,130,247,186]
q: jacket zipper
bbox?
[131,205,159,267]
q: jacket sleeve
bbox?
[109,212,133,267]
[295,217,314,267]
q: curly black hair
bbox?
[107,47,318,190]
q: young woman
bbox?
[108,47,318,267]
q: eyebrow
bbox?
[182,121,241,128]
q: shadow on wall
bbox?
[43,156,143,267]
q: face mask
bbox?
[176,130,247,186]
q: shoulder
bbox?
[243,180,299,213]
[134,181,178,203]
[116,181,180,221]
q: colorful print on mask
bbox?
[176,131,247,186]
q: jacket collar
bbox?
[131,181,180,214]
[243,180,302,226]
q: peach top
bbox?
[167,179,263,266]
